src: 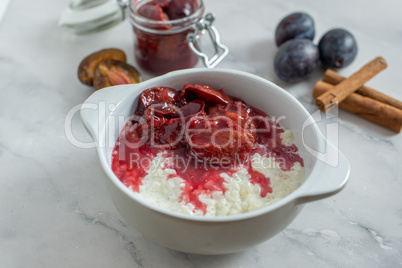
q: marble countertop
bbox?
[1,0,401,266]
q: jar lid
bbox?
[58,0,127,34]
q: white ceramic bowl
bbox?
[81,68,350,254]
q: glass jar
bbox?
[128,0,228,75]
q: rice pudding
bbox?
[111,84,304,216]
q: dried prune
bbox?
[93,59,141,90]
[78,48,126,86]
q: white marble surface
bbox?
[1,0,401,266]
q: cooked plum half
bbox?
[137,87,181,115]
[78,48,126,86]
[163,0,198,20]
[180,84,230,106]
[208,101,257,139]
[151,117,187,149]
[138,0,198,21]
[144,101,180,118]
[93,59,141,90]
[154,0,171,8]
[138,1,169,21]
[186,115,255,165]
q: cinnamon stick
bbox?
[323,69,402,110]
[315,57,388,112]
[313,81,402,132]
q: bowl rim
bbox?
[92,68,325,222]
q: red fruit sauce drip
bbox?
[111,87,304,215]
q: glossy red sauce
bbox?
[111,85,304,214]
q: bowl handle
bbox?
[295,140,350,204]
[80,84,138,142]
